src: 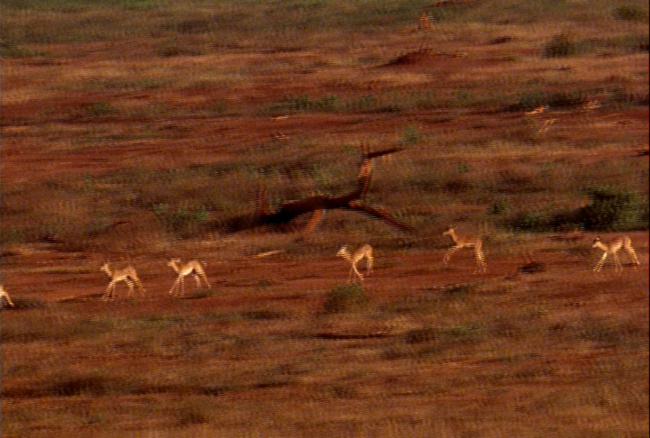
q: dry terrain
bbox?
[1,1,648,437]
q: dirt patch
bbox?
[383,49,468,67]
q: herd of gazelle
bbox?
[0,229,642,306]
[99,259,209,301]
[337,227,640,284]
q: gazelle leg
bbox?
[594,253,608,272]
[104,282,115,300]
[133,276,145,296]
[626,247,640,266]
[3,294,14,307]
[613,253,622,272]
[353,264,364,282]
[125,278,135,298]
[443,247,459,266]
[169,277,181,296]
[201,272,211,289]
[475,249,487,273]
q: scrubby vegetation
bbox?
[1,0,648,436]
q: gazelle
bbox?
[337,244,373,283]
[592,236,640,272]
[442,226,487,273]
[525,105,548,116]
[100,262,145,300]
[0,285,15,308]
[167,259,211,297]
[418,12,432,31]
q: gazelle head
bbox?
[336,245,349,258]
[592,236,602,247]
[443,225,455,236]
[100,262,111,275]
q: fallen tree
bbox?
[223,146,414,234]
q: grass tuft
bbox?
[322,283,369,314]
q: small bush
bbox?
[153,204,209,238]
[0,39,37,58]
[177,401,210,426]
[404,326,438,344]
[508,210,554,232]
[546,90,585,109]
[5,298,50,310]
[260,94,344,115]
[576,185,647,231]
[43,371,141,397]
[399,124,424,145]
[157,38,201,57]
[512,90,545,112]
[542,34,576,58]
[323,283,368,314]
[488,199,510,215]
[240,308,286,320]
[510,89,586,111]
[613,5,648,21]
[86,102,117,117]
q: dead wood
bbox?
[223,146,414,234]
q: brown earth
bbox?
[1,24,648,437]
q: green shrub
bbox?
[613,5,648,21]
[542,34,576,58]
[86,102,117,117]
[404,326,438,344]
[512,90,545,112]
[442,282,477,299]
[511,89,586,111]
[177,401,210,426]
[153,204,209,238]
[576,185,647,231]
[488,199,510,215]
[399,124,424,145]
[323,283,368,314]
[546,90,585,109]
[508,210,554,232]
[0,39,37,58]
[260,94,344,115]
[42,371,143,397]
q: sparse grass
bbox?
[322,283,369,314]
[1,0,648,436]
[613,4,649,21]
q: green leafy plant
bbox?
[86,102,117,117]
[488,199,510,215]
[613,5,648,21]
[576,185,647,231]
[153,204,209,238]
[542,33,576,58]
[322,283,368,314]
[399,124,424,145]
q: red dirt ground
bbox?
[1,38,648,435]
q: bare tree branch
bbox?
[222,147,413,234]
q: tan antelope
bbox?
[167,259,211,297]
[418,12,432,30]
[0,285,15,308]
[592,236,640,272]
[442,226,487,273]
[100,263,145,300]
[337,244,374,283]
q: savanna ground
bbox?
[1,1,649,436]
